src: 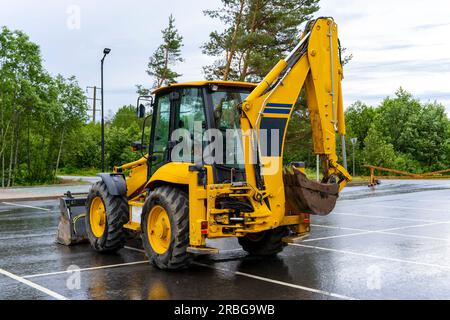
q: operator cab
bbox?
[146,81,257,184]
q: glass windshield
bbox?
[211,90,250,130]
[210,89,251,170]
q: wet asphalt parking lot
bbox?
[1,179,450,300]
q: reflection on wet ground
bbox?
[1,179,450,300]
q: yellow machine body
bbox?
[114,18,351,251]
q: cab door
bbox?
[172,87,206,164]
[149,87,207,175]
[149,90,172,175]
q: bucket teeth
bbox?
[283,169,339,216]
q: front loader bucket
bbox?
[283,170,339,216]
[56,192,89,246]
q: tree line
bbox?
[345,89,450,174]
[1,0,449,186]
[285,88,450,175]
[0,27,87,186]
[141,0,320,88]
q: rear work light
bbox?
[201,221,208,235]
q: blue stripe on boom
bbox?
[266,103,293,109]
[264,108,291,115]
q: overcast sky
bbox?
[1,0,450,118]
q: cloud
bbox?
[1,0,449,116]
[413,22,450,30]
[317,0,450,114]
[347,58,450,74]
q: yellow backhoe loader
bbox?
[57,17,351,270]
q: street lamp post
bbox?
[101,48,111,172]
[350,138,358,177]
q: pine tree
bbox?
[202,0,246,81]
[147,14,184,88]
[203,0,320,82]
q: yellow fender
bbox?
[145,163,192,190]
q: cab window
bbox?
[173,88,206,163]
[151,93,171,173]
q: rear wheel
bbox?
[141,186,192,270]
[238,227,290,256]
[85,181,129,253]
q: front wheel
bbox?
[238,227,290,256]
[85,181,129,253]
[141,186,192,270]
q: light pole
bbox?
[101,48,111,172]
[350,138,358,177]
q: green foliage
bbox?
[146,14,184,88]
[375,88,422,152]
[284,98,315,167]
[58,167,99,177]
[62,123,101,170]
[111,105,141,130]
[345,88,450,175]
[284,88,450,176]
[61,106,144,173]
[106,126,139,168]
[362,125,398,168]
[0,26,88,186]
[135,85,151,97]
[345,101,378,149]
[2,20,449,187]
[202,0,320,81]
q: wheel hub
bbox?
[90,197,106,238]
[148,205,171,254]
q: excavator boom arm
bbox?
[240,18,351,219]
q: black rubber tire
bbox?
[141,186,192,270]
[85,181,129,253]
[238,226,290,256]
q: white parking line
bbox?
[367,204,450,212]
[307,221,450,242]
[0,268,68,300]
[312,223,450,243]
[302,231,373,242]
[123,246,355,299]
[124,246,146,254]
[23,260,149,279]
[378,231,450,242]
[194,262,357,300]
[0,232,56,241]
[289,243,450,270]
[1,202,51,212]
[334,212,437,223]
[124,246,243,255]
[415,199,450,203]
[311,224,366,232]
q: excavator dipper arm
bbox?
[240,17,352,218]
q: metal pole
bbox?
[316,155,320,182]
[341,135,348,170]
[100,48,110,173]
[101,56,105,173]
[93,86,97,123]
[350,138,357,177]
[353,143,356,177]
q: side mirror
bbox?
[131,141,147,152]
[138,104,146,118]
[136,95,153,118]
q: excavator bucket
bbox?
[283,169,339,216]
